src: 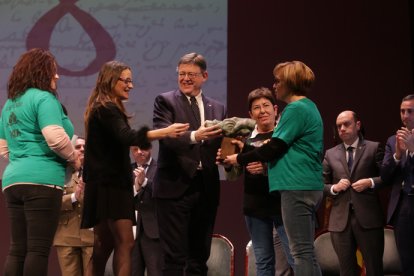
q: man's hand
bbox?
[74,178,85,202]
[332,178,351,193]
[195,125,222,142]
[351,178,372,192]
[133,167,146,191]
[397,127,414,153]
[396,127,410,159]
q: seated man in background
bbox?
[131,144,162,276]
[54,136,93,276]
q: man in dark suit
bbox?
[323,110,385,276]
[130,144,161,276]
[382,94,414,275]
[152,52,225,276]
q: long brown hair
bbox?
[84,60,131,132]
[7,48,58,99]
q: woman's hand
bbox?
[246,161,264,175]
[166,123,189,138]
[69,151,81,171]
[231,139,244,151]
[223,153,239,165]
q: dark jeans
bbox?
[280,190,323,276]
[3,184,62,276]
[245,215,294,276]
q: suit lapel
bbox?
[338,144,349,174]
[146,159,156,181]
[203,95,213,121]
[352,140,366,173]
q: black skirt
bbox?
[81,181,136,228]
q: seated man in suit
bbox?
[131,144,162,276]
[54,136,94,276]
[323,111,385,276]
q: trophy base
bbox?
[220,137,240,160]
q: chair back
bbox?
[383,227,401,275]
[314,230,340,276]
[207,233,235,276]
[245,240,256,276]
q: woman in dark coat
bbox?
[82,60,188,276]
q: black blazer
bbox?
[152,90,226,205]
[381,134,412,224]
[323,139,385,231]
[81,103,150,228]
[134,159,158,239]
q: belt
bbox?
[3,183,63,191]
[43,184,64,190]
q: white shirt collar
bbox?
[250,124,276,139]
[185,91,203,103]
[344,137,359,150]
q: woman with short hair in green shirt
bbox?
[224,61,324,276]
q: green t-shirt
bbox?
[0,88,74,189]
[268,98,324,191]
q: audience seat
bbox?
[245,240,255,276]
[207,233,235,276]
[383,226,401,276]
[104,233,234,276]
[314,230,340,276]
[314,227,402,276]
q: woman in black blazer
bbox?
[81,60,188,276]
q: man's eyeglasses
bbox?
[118,77,133,85]
[178,72,203,79]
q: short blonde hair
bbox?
[273,61,315,96]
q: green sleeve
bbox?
[36,93,64,129]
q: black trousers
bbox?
[330,209,384,276]
[393,192,414,276]
[156,173,218,276]
[131,225,163,276]
[3,184,62,276]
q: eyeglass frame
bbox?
[118,77,133,85]
[177,71,204,79]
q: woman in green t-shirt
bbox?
[0,48,81,275]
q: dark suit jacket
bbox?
[381,135,412,224]
[152,90,226,205]
[323,139,385,231]
[134,159,158,239]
